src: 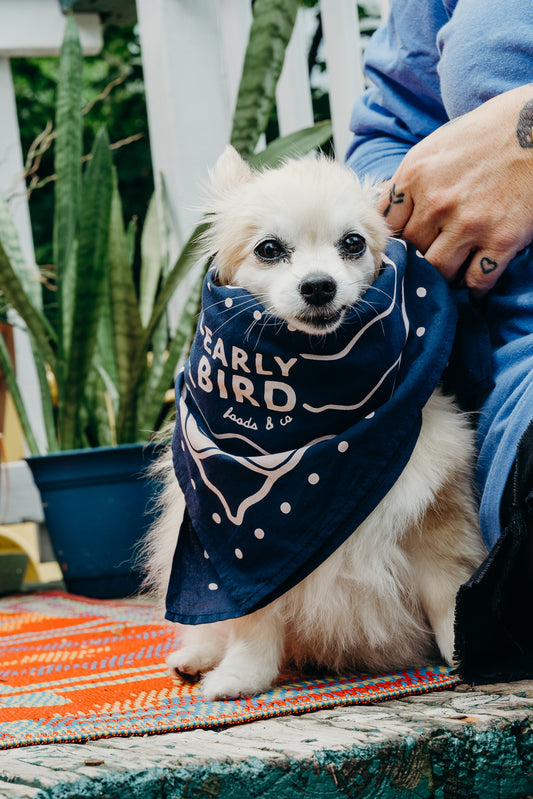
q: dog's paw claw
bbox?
[201,671,246,701]
[173,667,201,683]
[166,650,202,682]
[166,646,220,683]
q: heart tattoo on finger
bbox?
[480,256,498,274]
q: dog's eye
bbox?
[339,233,367,258]
[254,239,287,262]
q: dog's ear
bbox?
[210,145,253,193]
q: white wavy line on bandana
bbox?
[184,373,271,456]
[303,353,403,414]
[300,257,402,363]
[302,258,410,413]
[179,386,333,526]
[182,363,197,390]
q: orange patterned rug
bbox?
[0,591,460,749]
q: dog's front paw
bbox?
[167,646,220,683]
[200,664,275,700]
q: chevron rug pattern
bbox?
[0,592,459,749]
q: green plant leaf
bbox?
[125,217,137,267]
[53,13,83,363]
[107,170,143,442]
[94,358,120,412]
[78,363,115,448]
[126,221,210,412]
[96,233,118,396]
[0,239,56,371]
[91,358,118,447]
[58,127,113,449]
[139,311,169,429]
[29,336,58,453]
[151,311,169,370]
[0,332,41,455]
[0,194,42,310]
[145,222,209,342]
[138,265,204,437]
[120,221,208,441]
[248,120,333,169]
[230,0,300,159]
[138,193,163,328]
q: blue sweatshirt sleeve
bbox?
[347,0,533,182]
[346,0,451,181]
[437,0,533,119]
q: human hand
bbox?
[378,85,533,294]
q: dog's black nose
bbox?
[299,275,337,306]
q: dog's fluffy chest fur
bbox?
[277,391,482,674]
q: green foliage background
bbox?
[11,2,380,269]
[12,24,152,268]
[1,3,336,453]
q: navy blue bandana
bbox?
[166,239,458,625]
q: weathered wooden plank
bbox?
[0,682,532,798]
[0,783,42,799]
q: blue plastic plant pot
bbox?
[26,442,163,599]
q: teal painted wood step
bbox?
[1,681,532,798]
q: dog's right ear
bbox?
[210,145,253,193]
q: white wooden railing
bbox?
[0,0,102,523]
[0,0,387,524]
[136,0,388,254]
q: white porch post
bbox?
[0,56,47,455]
[320,0,365,161]
[135,0,252,329]
[275,9,314,138]
[135,0,252,252]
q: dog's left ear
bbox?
[210,145,253,194]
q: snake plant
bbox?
[0,2,332,455]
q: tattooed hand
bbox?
[378,85,533,294]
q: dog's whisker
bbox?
[356,283,400,313]
[355,298,382,315]
[252,314,279,350]
[356,282,394,300]
[209,298,261,337]
[243,317,266,344]
[202,295,259,316]
[354,298,389,336]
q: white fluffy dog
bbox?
[143,147,486,700]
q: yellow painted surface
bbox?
[0,523,62,584]
[2,394,25,462]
